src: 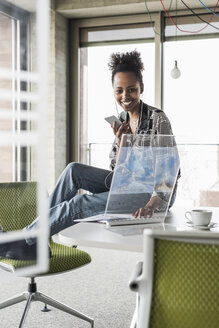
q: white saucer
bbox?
[186,222,217,230]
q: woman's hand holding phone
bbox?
[112,121,130,147]
[104,115,122,130]
[104,115,130,146]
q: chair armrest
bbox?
[129,261,143,292]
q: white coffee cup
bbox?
[185,209,212,226]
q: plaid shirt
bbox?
[109,101,174,170]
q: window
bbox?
[163,13,219,143]
[79,22,155,168]
[0,0,50,279]
[163,13,219,206]
[0,3,30,182]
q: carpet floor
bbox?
[0,245,142,328]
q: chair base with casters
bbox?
[0,181,94,328]
[0,276,94,328]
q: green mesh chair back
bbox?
[149,238,219,328]
[0,182,37,231]
[0,182,91,274]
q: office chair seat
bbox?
[0,239,91,274]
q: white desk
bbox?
[58,207,219,252]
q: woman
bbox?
[108,50,174,217]
[0,50,174,260]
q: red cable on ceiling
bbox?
[159,0,219,34]
[181,0,219,31]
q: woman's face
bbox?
[113,71,143,112]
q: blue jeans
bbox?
[26,163,113,244]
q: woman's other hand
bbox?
[132,204,154,218]
[132,196,162,218]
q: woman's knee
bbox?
[64,162,88,182]
[65,162,80,174]
[60,162,77,181]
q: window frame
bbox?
[69,8,219,163]
[0,1,31,181]
[69,12,163,163]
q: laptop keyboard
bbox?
[105,216,163,227]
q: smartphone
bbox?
[104,115,122,130]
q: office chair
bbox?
[0,182,94,328]
[129,229,219,328]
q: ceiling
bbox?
[3,0,218,18]
[5,0,36,12]
[54,0,218,18]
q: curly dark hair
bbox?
[108,50,144,86]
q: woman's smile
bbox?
[121,99,134,108]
